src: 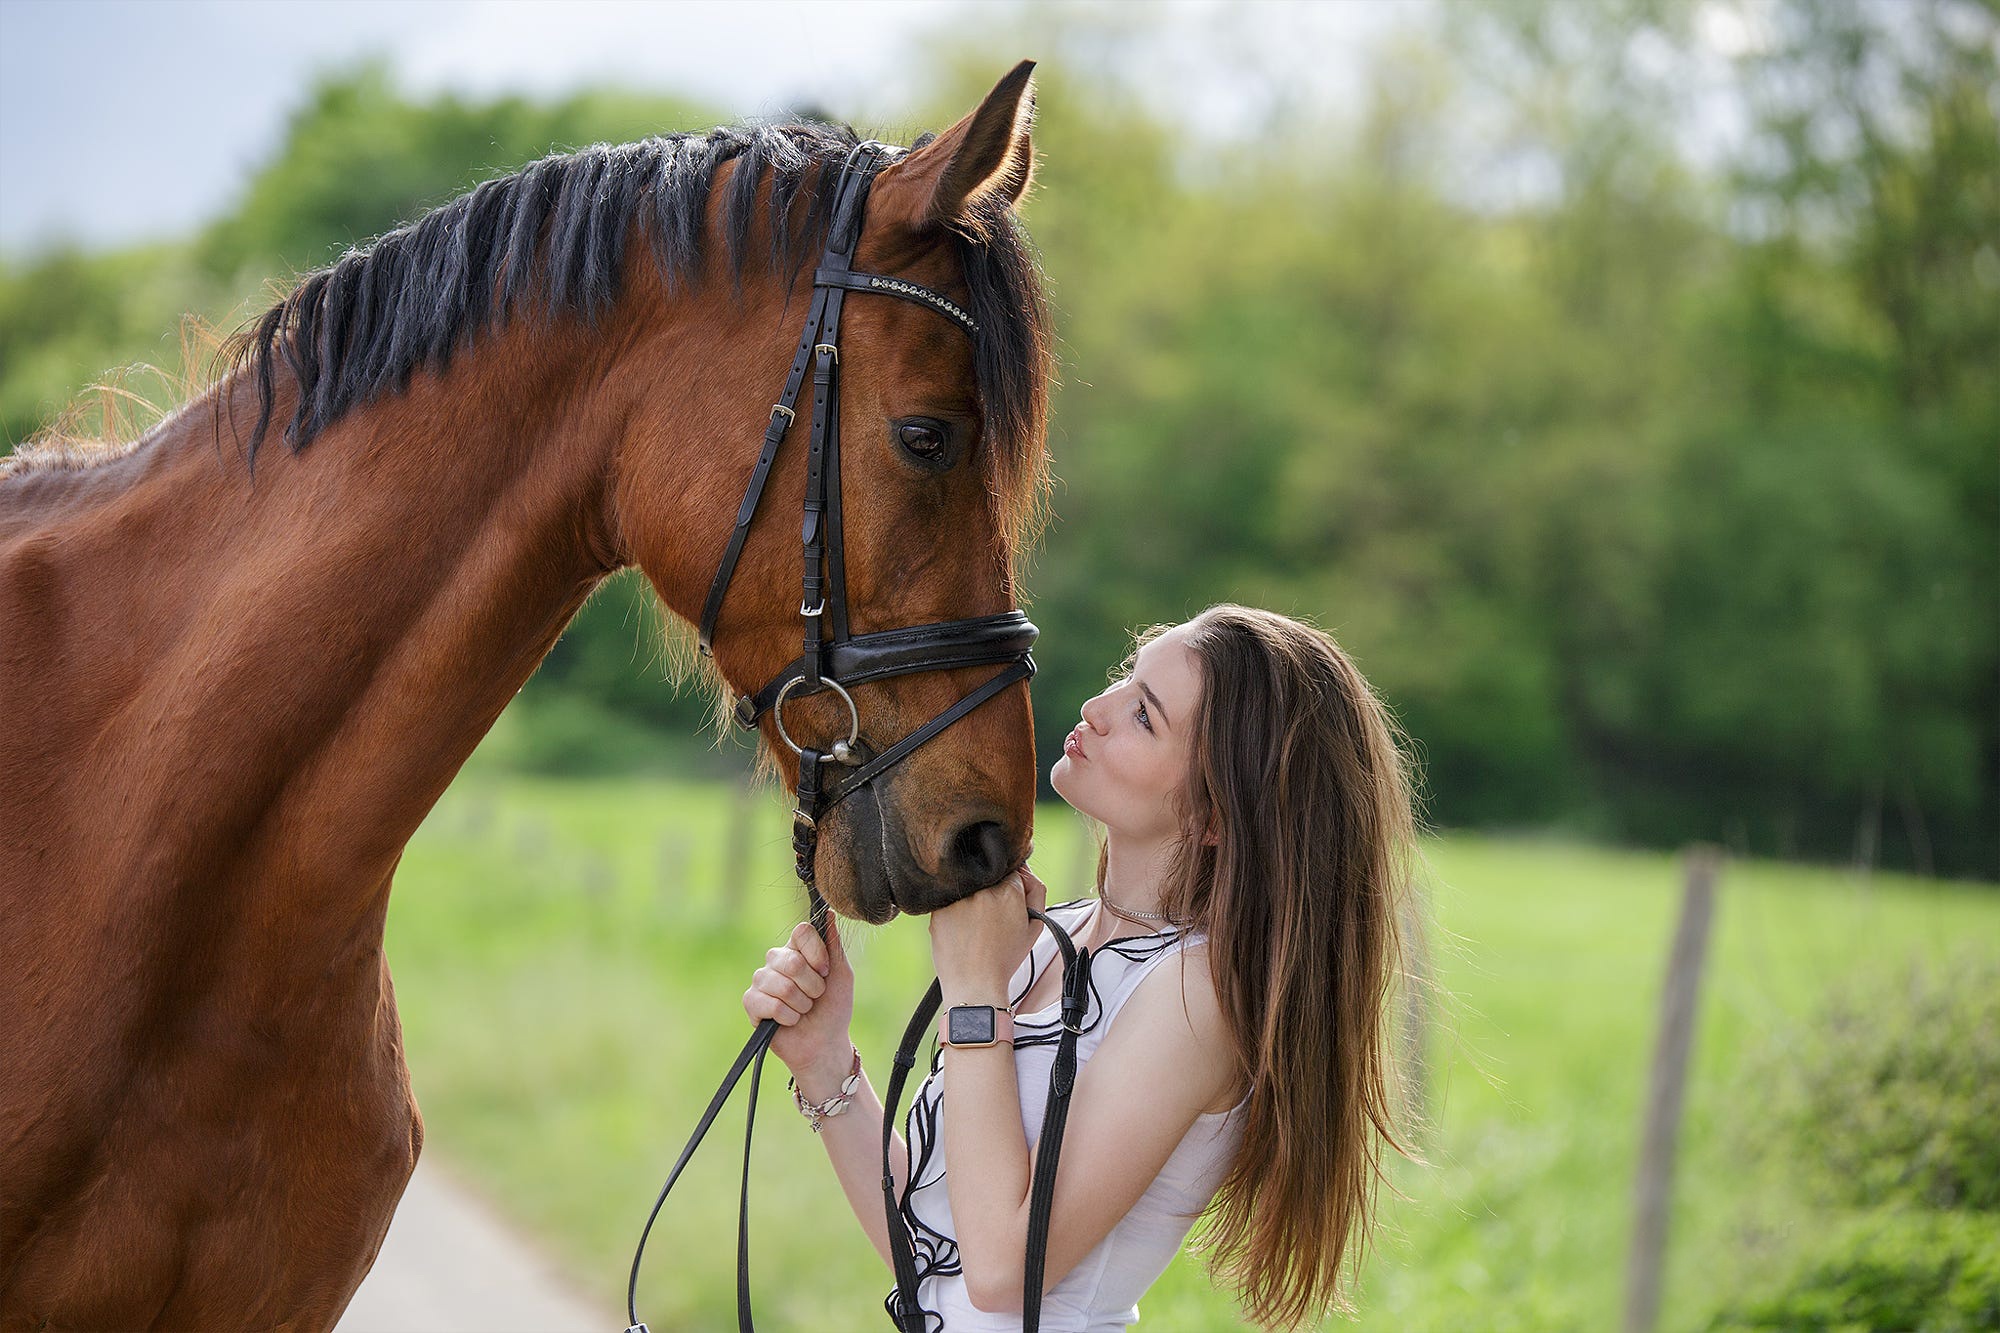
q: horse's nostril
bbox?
[947,820,1012,888]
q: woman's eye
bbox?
[895,420,951,465]
[1135,703,1152,733]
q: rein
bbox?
[622,142,1079,1333]
[623,903,1089,1333]
[878,909,1092,1333]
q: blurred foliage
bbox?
[1711,951,2000,1330]
[1705,1208,2000,1332]
[1738,951,2000,1212]
[2,0,1993,876]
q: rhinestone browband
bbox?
[868,276,978,333]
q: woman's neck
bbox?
[1095,832,1179,938]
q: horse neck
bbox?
[13,314,638,979]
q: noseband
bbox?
[624,144,1082,1333]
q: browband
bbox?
[813,267,979,335]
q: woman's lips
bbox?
[1063,728,1087,761]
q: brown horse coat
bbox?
[0,64,1048,1331]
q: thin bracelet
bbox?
[788,1046,862,1134]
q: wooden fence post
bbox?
[1623,844,1722,1333]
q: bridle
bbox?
[623,142,1087,1333]
[692,139,1037,904]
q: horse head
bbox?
[611,63,1051,922]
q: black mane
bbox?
[232,120,1051,518]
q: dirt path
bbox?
[336,1156,614,1333]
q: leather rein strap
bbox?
[880,906,1091,1333]
[624,142,1066,1333]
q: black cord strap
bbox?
[882,980,945,1333]
[737,1039,771,1330]
[625,1018,779,1331]
[1024,922,1091,1332]
[879,906,1084,1333]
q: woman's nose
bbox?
[1079,694,1110,733]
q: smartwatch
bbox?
[939,1004,1014,1049]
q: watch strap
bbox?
[938,1004,1014,1048]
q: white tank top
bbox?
[885,897,1250,1331]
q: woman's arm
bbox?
[931,880,1240,1313]
[743,919,908,1276]
[786,1051,910,1274]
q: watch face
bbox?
[948,1006,997,1045]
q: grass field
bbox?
[382,768,1998,1332]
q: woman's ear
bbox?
[870,59,1036,235]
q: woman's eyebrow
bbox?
[1138,681,1171,731]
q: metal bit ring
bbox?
[772,676,862,764]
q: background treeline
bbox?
[3,0,1993,878]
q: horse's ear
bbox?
[874,60,1036,234]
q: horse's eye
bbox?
[894,419,953,467]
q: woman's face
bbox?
[1049,625,1204,844]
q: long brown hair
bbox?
[1116,604,1426,1328]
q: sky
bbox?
[0,0,1408,258]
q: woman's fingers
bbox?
[767,944,827,999]
[743,988,800,1026]
[1022,866,1047,916]
[792,921,833,978]
[751,963,819,1017]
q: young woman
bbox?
[743,604,1423,1330]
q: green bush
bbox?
[1710,954,2000,1331]
[1706,1209,2000,1332]
[1743,951,2000,1213]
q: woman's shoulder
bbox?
[1104,937,1244,1116]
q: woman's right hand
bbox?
[743,916,856,1090]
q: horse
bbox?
[0,62,1051,1331]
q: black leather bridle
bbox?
[623,142,1086,1333]
[692,141,1040,907]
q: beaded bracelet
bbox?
[788,1046,862,1133]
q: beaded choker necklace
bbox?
[1097,885,1173,923]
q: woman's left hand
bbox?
[929,864,1048,1001]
